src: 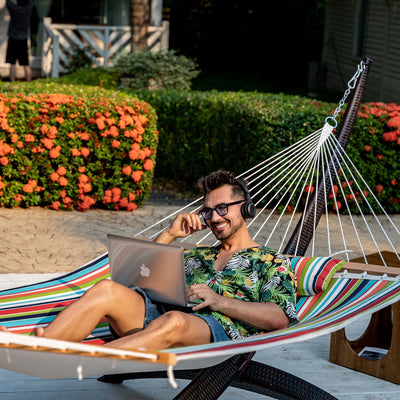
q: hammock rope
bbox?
[133,58,398,267]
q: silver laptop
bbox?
[107,234,195,307]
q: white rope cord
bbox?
[320,143,333,257]
[245,129,323,197]
[238,127,324,184]
[134,197,203,238]
[248,134,322,240]
[269,144,323,252]
[194,129,324,247]
[324,135,366,262]
[132,60,399,263]
[320,136,353,261]
[252,145,319,246]
[326,135,400,263]
[292,145,322,255]
[311,139,322,256]
[248,124,333,252]
[251,138,320,215]
[197,129,324,248]
[334,138,400,240]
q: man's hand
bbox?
[188,284,290,332]
[154,213,207,244]
[187,284,222,311]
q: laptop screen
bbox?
[107,234,188,306]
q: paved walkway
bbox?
[1,192,399,274]
[0,192,188,274]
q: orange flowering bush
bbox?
[350,102,400,213]
[0,90,158,211]
[296,102,400,214]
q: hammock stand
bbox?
[96,57,379,399]
[1,57,399,399]
[329,250,400,384]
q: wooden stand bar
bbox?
[329,251,400,384]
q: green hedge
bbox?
[134,90,400,213]
[135,90,328,179]
[1,80,399,214]
[0,83,158,210]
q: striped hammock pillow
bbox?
[290,257,346,297]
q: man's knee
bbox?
[148,311,210,347]
[152,311,188,337]
[84,279,121,301]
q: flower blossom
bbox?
[143,158,154,171]
[49,145,61,159]
[25,134,35,143]
[57,166,67,176]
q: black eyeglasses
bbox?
[200,200,244,220]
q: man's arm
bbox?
[154,213,207,245]
[187,284,290,331]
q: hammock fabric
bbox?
[1,253,400,397]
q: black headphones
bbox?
[237,180,256,219]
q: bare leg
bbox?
[105,311,212,351]
[9,64,16,82]
[24,65,32,82]
[0,280,213,351]
[37,279,146,342]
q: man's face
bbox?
[203,185,245,241]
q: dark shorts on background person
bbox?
[109,286,230,343]
[6,38,29,65]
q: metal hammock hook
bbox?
[325,60,366,129]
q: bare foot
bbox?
[35,327,45,337]
[0,325,47,337]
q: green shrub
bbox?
[57,67,120,89]
[0,83,158,211]
[135,90,329,179]
[113,50,200,91]
[134,90,400,214]
[66,48,93,73]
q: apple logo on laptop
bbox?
[139,263,150,277]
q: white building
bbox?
[0,0,168,79]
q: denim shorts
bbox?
[111,286,230,343]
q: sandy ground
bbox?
[1,191,399,274]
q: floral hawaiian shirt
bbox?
[184,245,298,340]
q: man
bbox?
[0,170,298,350]
[6,0,34,82]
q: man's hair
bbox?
[197,170,249,199]
[17,0,29,6]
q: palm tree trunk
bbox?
[130,0,150,50]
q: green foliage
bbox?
[66,47,93,73]
[1,79,399,215]
[135,90,329,179]
[0,82,158,211]
[134,90,400,214]
[113,49,200,91]
[56,67,121,89]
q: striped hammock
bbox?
[1,251,400,381]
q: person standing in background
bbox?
[6,0,34,82]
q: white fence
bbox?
[42,18,169,78]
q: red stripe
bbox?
[181,283,400,357]
[0,267,109,300]
[0,300,76,316]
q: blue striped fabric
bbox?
[1,254,400,364]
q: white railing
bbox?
[42,18,169,78]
